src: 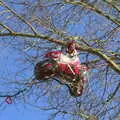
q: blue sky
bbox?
[0,36,51,119]
[0,104,50,120]
[0,1,120,120]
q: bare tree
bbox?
[0,0,120,120]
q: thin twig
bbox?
[0,1,37,35]
[103,0,120,13]
[0,22,14,33]
[64,1,120,25]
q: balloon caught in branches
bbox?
[34,40,89,97]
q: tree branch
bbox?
[64,1,120,25]
[0,88,27,98]
[106,82,120,103]
[0,22,14,33]
[0,32,120,74]
[103,0,120,13]
[0,1,37,35]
